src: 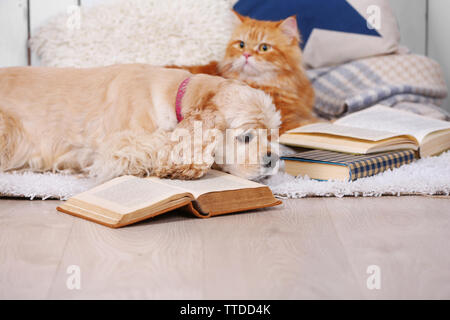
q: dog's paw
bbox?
[154,162,211,180]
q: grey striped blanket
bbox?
[307,53,449,120]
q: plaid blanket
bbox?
[308,53,449,120]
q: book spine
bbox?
[348,150,416,181]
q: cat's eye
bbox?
[259,43,271,52]
[239,41,245,49]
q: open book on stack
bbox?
[279,105,450,181]
[280,105,450,158]
[57,170,281,228]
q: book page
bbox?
[335,105,450,143]
[287,122,404,141]
[73,176,191,215]
[156,170,266,199]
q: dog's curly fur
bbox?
[0,64,281,181]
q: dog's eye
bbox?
[237,132,254,143]
[259,43,271,52]
[239,41,245,49]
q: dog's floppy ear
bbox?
[180,90,226,131]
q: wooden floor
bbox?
[0,196,449,299]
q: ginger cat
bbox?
[167,12,317,134]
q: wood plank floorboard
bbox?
[0,197,449,299]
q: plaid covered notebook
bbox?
[281,149,416,181]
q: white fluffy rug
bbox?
[0,172,98,200]
[1,152,449,200]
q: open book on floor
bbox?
[57,170,281,228]
[280,105,450,157]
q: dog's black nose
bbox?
[263,151,278,168]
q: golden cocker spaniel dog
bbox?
[0,64,281,181]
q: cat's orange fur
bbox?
[167,12,317,134]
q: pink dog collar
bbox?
[175,77,191,123]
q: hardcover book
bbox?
[280,105,450,157]
[57,170,281,228]
[281,149,416,181]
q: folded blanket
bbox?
[308,53,449,119]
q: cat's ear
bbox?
[231,10,246,24]
[279,15,301,42]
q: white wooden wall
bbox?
[0,0,448,109]
[0,0,29,66]
[389,0,427,55]
[427,0,450,110]
[0,0,119,67]
[390,0,450,110]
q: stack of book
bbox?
[279,105,450,181]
